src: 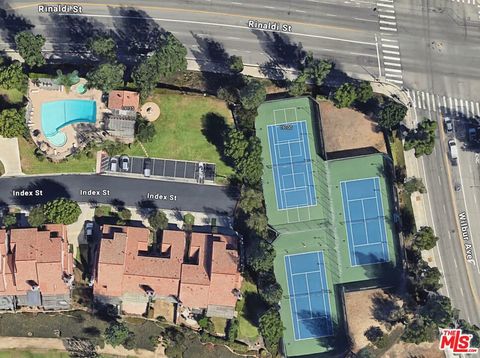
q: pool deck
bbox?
[27,79,108,160]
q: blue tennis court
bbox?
[340,177,389,266]
[267,120,316,210]
[285,251,333,340]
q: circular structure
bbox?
[140,102,160,122]
[76,83,87,94]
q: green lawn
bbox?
[0,160,4,176]
[0,87,24,104]
[236,280,262,342]
[18,137,96,174]
[123,89,234,179]
[211,317,228,335]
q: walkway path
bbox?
[0,336,165,357]
[0,137,23,176]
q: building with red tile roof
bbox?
[93,225,242,318]
[108,90,140,112]
[0,225,74,310]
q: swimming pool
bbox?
[41,100,96,147]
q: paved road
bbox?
[415,109,480,325]
[2,0,382,81]
[0,174,236,214]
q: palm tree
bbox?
[54,69,80,90]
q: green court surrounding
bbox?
[256,97,399,357]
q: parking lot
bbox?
[101,155,216,182]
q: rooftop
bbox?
[94,225,242,311]
[108,90,140,112]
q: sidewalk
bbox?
[371,81,438,267]
[0,137,23,176]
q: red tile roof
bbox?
[0,225,73,296]
[108,90,140,112]
[94,225,242,310]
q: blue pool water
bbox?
[41,100,96,147]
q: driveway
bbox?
[0,137,23,176]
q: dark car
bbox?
[120,155,130,171]
[144,158,152,177]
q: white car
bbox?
[84,221,94,239]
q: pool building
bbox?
[255,97,400,356]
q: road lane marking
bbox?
[379,14,396,19]
[379,26,397,32]
[386,78,403,84]
[377,3,395,8]
[383,55,400,60]
[381,38,397,42]
[379,20,397,25]
[384,68,402,73]
[453,254,458,269]
[382,50,400,55]
[381,43,399,49]
[384,62,401,66]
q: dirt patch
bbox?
[318,100,386,154]
[345,289,390,351]
[382,340,443,358]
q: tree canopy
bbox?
[238,188,264,213]
[54,70,79,88]
[0,108,26,138]
[0,61,28,92]
[86,62,125,92]
[404,119,437,157]
[334,83,358,108]
[420,294,454,328]
[28,205,46,227]
[239,78,266,110]
[43,198,81,225]
[104,322,135,349]
[148,210,169,231]
[413,226,438,251]
[401,316,437,344]
[229,55,244,74]
[259,308,284,354]
[15,31,46,67]
[88,36,117,62]
[135,119,156,143]
[2,214,16,228]
[258,272,283,305]
[247,239,275,273]
[378,100,407,130]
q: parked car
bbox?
[110,157,118,172]
[84,221,94,240]
[144,158,152,177]
[444,116,453,134]
[120,155,130,171]
[468,127,477,142]
[448,139,458,165]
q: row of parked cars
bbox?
[444,116,479,166]
[109,155,152,177]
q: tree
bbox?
[288,73,309,97]
[409,259,442,292]
[404,177,426,195]
[102,140,128,156]
[43,198,81,225]
[239,78,266,110]
[421,295,454,328]
[233,106,257,134]
[238,188,264,213]
[86,62,125,92]
[364,326,383,344]
[153,32,187,78]
[15,31,45,67]
[148,211,169,231]
[404,119,437,157]
[357,81,373,103]
[456,319,480,348]
[54,70,79,89]
[302,53,332,87]
[236,137,263,185]
[28,205,46,227]
[104,322,135,349]
[0,61,28,92]
[118,208,132,221]
[334,83,357,108]
[2,214,16,228]
[132,57,159,101]
[163,327,187,358]
[246,211,268,236]
[401,316,438,344]
[378,100,407,130]
[413,226,438,251]
[183,213,195,231]
[224,129,248,163]
[229,55,244,74]
[136,119,156,143]
[247,239,275,273]
[259,308,284,354]
[88,36,117,62]
[226,318,239,342]
[258,272,283,305]
[0,108,26,138]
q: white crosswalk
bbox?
[450,0,476,4]
[376,0,403,86]
[406,89,480,118]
